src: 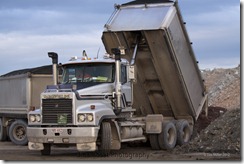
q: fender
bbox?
[110,120,121,150]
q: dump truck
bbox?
[0,65,54,145]
[27,0,208,155]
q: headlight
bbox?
[29,114,41,123]
[78,114,86,122]
[36,115,41,122]
[87,114,93,122]
[30,115,36,122]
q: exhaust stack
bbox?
[48,52,58,85]
[112,48,122,115]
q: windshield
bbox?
[62,63,115,84]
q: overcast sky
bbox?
[0,0,240,75]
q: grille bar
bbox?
[42,99,73,124]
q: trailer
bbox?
[0,65,54,145]
[27,0,208,155]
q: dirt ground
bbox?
[0,141,240,161]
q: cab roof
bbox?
[62,56,128,66]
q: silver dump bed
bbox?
[102,0,208,121]
[0,66,53,117]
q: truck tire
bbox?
[41,143,51,156]
[149,134,160,150]
[98,122,112,156]
[176,120,191,146]
[8,119,28,145]
[0,118,7,141]
[158,121,177,150]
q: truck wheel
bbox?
[98,122,112,156]
[149,134,160,150]
[176,120,191,146]
[9,119,28,145]
[41,143,51,155]
[0,118,7,141]
[158,121,177,150]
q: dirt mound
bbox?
[193,106,227,135]
[176,108,240,154]
[201,65,240,110]
[174,66,241,155]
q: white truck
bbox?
[0,65,54,145]
[27,0,208,155]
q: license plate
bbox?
[52,129,63,133]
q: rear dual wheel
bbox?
[158,121,177,150]
[176,120,192,146]
[149,120,192,150]
[149,134,160,150]
[149,121,177,150]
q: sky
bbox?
[0,0,241,76]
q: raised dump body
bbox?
[102,0,208,121]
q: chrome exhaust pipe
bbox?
[112,48,122,115]
[48,52,58,85]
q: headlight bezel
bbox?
[77,113,94,123]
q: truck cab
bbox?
[27,52,136,155]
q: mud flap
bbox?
[146,114,163,134]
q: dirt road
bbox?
[0,141,240,161]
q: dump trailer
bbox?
[27,0,208,155]
[0,65,54,145]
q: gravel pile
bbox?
[176,108,240,154]
[174,66,241,154]
[201,65,240,110]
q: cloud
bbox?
[0,0,130,35]
[0,0,132,75]
[182,4,240,68]
[0,31,105,75]
[0,8,108,35]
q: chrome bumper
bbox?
[27,126,99,152]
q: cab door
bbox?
[121,64,132,106]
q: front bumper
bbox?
[27,126,99,152]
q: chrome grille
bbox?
[42,99,72,124]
